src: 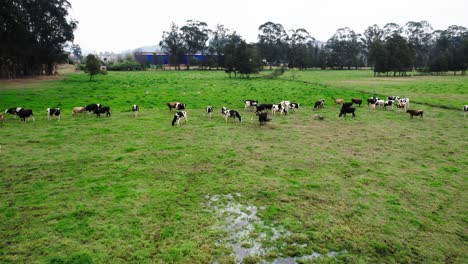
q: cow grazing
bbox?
[339,107,356,118]
[167,102,186,111]
[399,98,410,108]
[85,104,99,113]
[313,99,325,111]
[367,97,378,106]
[464,105,468,117]
[342,102,353,109]
[384,100,394,110]
[5,107,22,118]
[256,104,274,114]
[397,102,406,112]
[244,100,258,111]
[272,104,287,115]
[72,106,87,116]
[172,111,188,126]
[289,103,300,112]
[47,108,61,120]
[206,106,213,119]
[257,111,271,125]
[351,98,362,107]
[388,96,400,101]
[221,107,242,122]
[94,106,111,118]
[132,104,139,118]
[334,98,344,105]
[17,108,34,122]
[376,99,385,108]
[406,109,423,118]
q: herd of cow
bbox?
[1,98,467,125]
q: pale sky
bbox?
[68,0,468,53]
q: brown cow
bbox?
[72,106,87,116]
[167,102,186,111]
[334,98,344,105]
[406,109,424,118]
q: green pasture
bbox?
[0,70,467,263]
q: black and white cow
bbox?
[384,100,394,110]
[313,99,325,111]
[221,107,242,122]
[94,106,111,118]
[5,107,22,118]
[399,98,410,108]
[172,111,188,126]
[244,100,258,111]
[17,108,34,122]
[367,97,378,106]
[85,104,100,113]
[206,106,213,119]
[272,104,287,115]
[289,103,300,112]
[388,96,400,101]
[132,104,139,118]
[47,108,61,120]
[463,105,468,117]
[167,102,186,111]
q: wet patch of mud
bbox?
[204,194,346,263]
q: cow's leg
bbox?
[352,112,355,118]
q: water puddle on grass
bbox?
[204,194,346,263]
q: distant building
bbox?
[134,52,205,65]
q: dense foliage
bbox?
[0,0,77,78]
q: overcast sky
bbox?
[68,0,468,53]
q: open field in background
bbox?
[0,70,467,263]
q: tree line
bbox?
[0,0,77,78]
[159,20,468,77]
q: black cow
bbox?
[17,108,34,121]
[342,102,353,109]
[313,99,325,111]
[172,111,188,126]
[351,98,362,107]
[132,104,139,117]
[94,106,111,118]
[257,111,271,125]
[85,104,100,113]
[256,104,274,114]
[339,107,356,118]
[47,108,61,120]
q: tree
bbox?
[224,33,242,77]
[369,40,388,76]
[180,20,210,69]
[286,28,314,69]
[160,22,185,70]
[257,22,287,68]
[326,27,364,69]
[85,54,102,80]
[71,44,82,61]
[235,41,262,77]
[385,34,414,76]
[207,24,230,69]
[361,24,384,67]
[0,0,77,78]
[403,21,434,70]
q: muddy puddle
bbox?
[204,194,346,263]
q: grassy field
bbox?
[0,70,467,263]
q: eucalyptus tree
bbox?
[180,20,210,69]
[160,22,185,70]
[257,22,287,68]
[207,24,230,69]
[361,24,384,67]
[326,27,364,69]
[382,23,402,39]
[0,0,77,78]
[403,21,434,70]
[287,28,315,68]
[224,32,243,77]
[385,34,414,76]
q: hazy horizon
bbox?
[68,0,468,54]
